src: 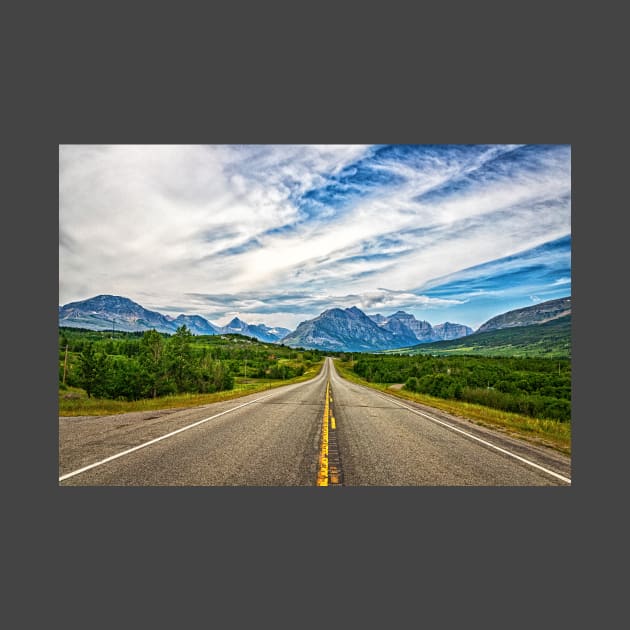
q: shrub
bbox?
[405,377,419,392]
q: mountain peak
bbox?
[70,294,138,308]
[319,307,347,318]
[226,317,246,328]
[282,304,419,352]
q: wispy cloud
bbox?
[60,144,571,330]
[551,277,571,286]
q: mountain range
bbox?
[389,296,572,358]
[370,311,472,342]
[219,317,292,343]
[58,295,291,343]
[58,294,570,353]
[58,295,473,350]
[400,313,572,358]
[280,306,472,352]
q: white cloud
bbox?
[551,277,571,286]
[60,144,376,304]
[354,290,465,311]
[60,144,571,329]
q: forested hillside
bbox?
[59,326,324,402]
[397,315,571,358]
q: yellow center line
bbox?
[316,380,330,486]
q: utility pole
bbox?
[62,344,68,385]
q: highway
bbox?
[59,358,571,486]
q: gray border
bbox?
[10,1,609,626]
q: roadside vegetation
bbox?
[58,327,572,454]
[59,326,324,416]
[334,355,571,454]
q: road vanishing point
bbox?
[59,358,571,486]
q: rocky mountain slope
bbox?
[433,321,474,340]
[371,310,473,342]
[476,297,571,333]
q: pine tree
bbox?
[77,342,106,398]
[167,325,195,393]
[140,329,166,398]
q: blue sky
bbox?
[59,144,571,330]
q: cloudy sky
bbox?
[59,144,571,330]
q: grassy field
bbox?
[334,360,571,455]
[59,360,324,416]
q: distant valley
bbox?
[389,297,572,358]
[395,314,571,358]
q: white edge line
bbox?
[59,392,280,482]
[60,369,330,482]
[370,390,572,485]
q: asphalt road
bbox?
[329,361,571,486]
[59,357,571,486]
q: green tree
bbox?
[77,342,107,398]
[107,357,143,401]
[140,329,166,398]
[167,325,195,392]
[210,360,234,391]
